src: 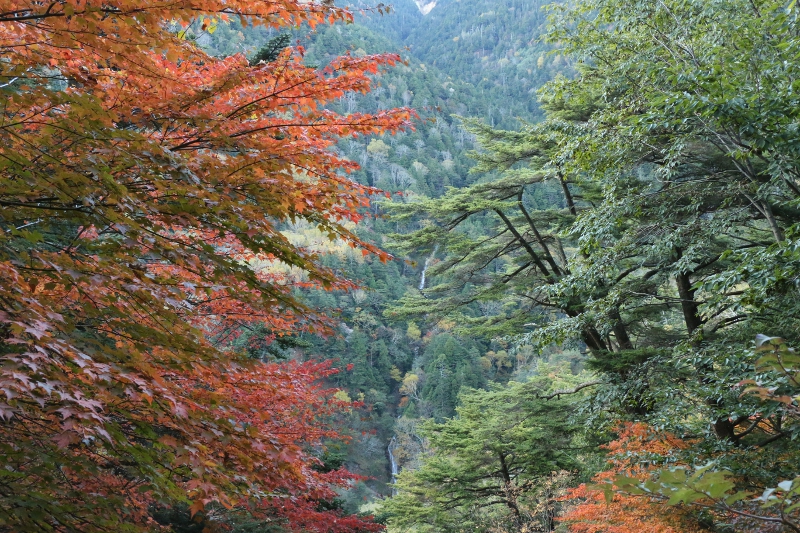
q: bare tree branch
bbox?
[539,380,603,400]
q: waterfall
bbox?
[418,245,439,291]
[388,435,399,495]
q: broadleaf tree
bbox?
[0,0,413,530]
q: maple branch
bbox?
[0,76,20,89]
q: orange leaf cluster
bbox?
[560,423,711,533]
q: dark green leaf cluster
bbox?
[250,33,292,65]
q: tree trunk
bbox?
[672,251,735,440]
[761,200,785,243]
[676,270,703,335]
[609,308,633,351]
[557,172,577,216]
[498,453,523,528]
[517,192,563,276]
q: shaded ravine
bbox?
[386,246,438,493]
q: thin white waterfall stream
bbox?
[388,435,399,495]
[418,245,439,291]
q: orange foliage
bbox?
[0,0,413,530]
[560,423,712,533]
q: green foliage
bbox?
[382,378,587,533]
[382,1,800,531]
[250,33,292,64]
[585,348,665,377]
[360,0,565,127]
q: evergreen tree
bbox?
[384,379,584,533]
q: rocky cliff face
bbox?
[414,0,436,15]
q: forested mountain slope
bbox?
[283,0,579,510]
[291,17,568,504]
[357,0,562,126]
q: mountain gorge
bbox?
[185,0,570,507]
